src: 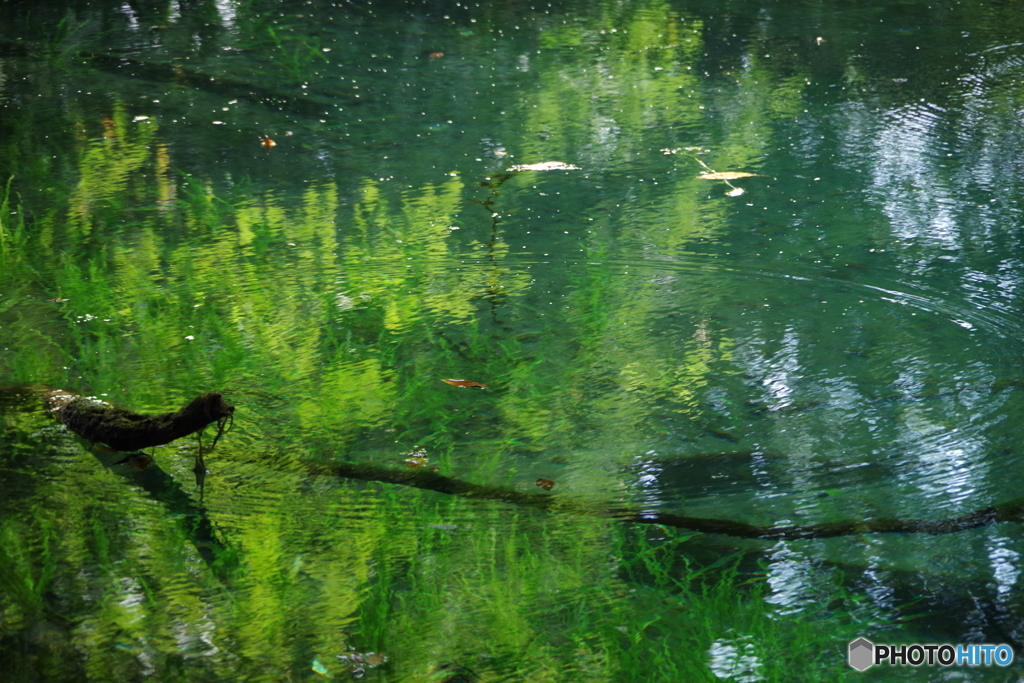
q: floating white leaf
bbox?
[507,161,580,172]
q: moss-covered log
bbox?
[46,391,234,452]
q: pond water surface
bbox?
[2,0,1024,681]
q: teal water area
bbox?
[2,0,1024,680]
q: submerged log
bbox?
[310,459,1024,541]
[47,391,234,452]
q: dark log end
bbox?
[180,393,235,422]
[48,391,235,452]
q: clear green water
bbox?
[2,0,1024,680]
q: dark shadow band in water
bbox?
[74,442,241,585]
[313,459,1024,541]
[0,39,352,118]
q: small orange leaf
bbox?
[536,478,556,491]
[697,171,759,180]
[405,456,428,469]
[440,378,490,389]
[428,52,445,59]
[261,135,276,148]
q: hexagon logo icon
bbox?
[849,638,874,671]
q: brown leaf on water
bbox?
[440,378,490,389]
[336,651,388,674]
[363,653,386,667]
[536,478,556,491]
[697,171,759,180]
[405,456,428,469]
[261,135,276,148]
[428,51,445,59]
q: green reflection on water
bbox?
[3,0,1024,680]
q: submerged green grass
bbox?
[0,110,913,681]
[4,0,1021,678]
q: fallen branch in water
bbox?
[311,459,1024,540]
[46,391,234,452]
[37,384,1009,541]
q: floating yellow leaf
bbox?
[697,172,759,180]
